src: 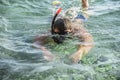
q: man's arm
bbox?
[70,27,94,63]
[82,0,89,10]
[33,36,55,61]
[69,0,94,63]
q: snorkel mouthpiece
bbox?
[52,35,65,44]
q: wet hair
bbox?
[51,18,72,44]
[52,18,72,35]
[53,18,67,35]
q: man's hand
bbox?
[43,51,55,61]
[69,50,83,63]
[33,41,55,61]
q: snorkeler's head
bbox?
[53,18,67,35]
[53,18,72,34]
[52,18,72,44]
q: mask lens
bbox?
[52,35,65,44]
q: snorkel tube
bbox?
[51,8,62,34]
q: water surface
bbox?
[0,0,120,80]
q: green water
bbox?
[0,0,120,80]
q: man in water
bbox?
[34,0,94,63]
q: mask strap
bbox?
[51,8,62,34]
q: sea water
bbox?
[0,0,120,80]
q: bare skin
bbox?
[82,0,89,10]
[69,19,94,63]
[34,36,55,61]
[34,0,93,63]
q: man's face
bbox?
[53,28,71,35]
[52,28,66,44]
[52,28,72,44]
[53,28,60,34]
